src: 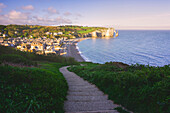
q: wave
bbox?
[76,43,91,62]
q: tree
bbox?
[8,31,14,37]
[47,35,50,38]
[24,32,28,37]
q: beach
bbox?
[63,38,87,62]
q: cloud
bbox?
[33,16,44,21]
[8,10,29,20]
[0,3,6,8]
[55,17,72,24]
[0,5,72,26]
[0,10,72,25]
[0,3,7,13]
[33,16,72,25]
[64,12,72,16]
[0,10,30,25]
[22,5,34,10]
[47,7,59,14]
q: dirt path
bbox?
[59,66,119,113]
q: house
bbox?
[53,33,58,36]
[30,35,33,38]
[0,37,3,43]
[4,43,10,46]
[15,31,18,34]
[3,34,8,37]
[37,43,43,51]
[45,32,52,35]
[70,36,76,38]
[54,46,61,51]
[17,45,22,50]
[45,47,56,54]
[57,32,63,35]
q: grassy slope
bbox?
[0,63,67,113]
[0,46,78,113]
[69,62,170,113]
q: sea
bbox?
[77,30,170,66]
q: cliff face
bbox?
[91,28,115,38]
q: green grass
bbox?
[0,45,78,112]
[0,63,67,113]
[0,54,37,66]
[69,62,170,113]
[77,29,95,34]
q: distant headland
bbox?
[0,24,116,39]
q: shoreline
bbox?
[65,38,88,62]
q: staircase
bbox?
[60,66,119,113]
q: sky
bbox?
[0,0,170,30]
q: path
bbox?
[59,66,119,113]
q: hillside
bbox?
[0,45,77,112]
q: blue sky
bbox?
[0,0,170,29]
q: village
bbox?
[0,25,115,56]
[0,32,68,55]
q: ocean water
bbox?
[77,30,170,66]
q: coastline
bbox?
[65,38,88,62]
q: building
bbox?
[0,37,3,43]
[15,31,18,34]
[3,34,8,38]
[57,32,63,35]
[53,33,58,36]
[45,32,52,35]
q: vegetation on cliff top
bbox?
[69,62,170,113]
[0,24,105,38]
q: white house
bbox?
[3,34,8,37]
[57,32,63,35]
[53,33,58,36]
[45,32,52,35]
[0,37,3,43]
